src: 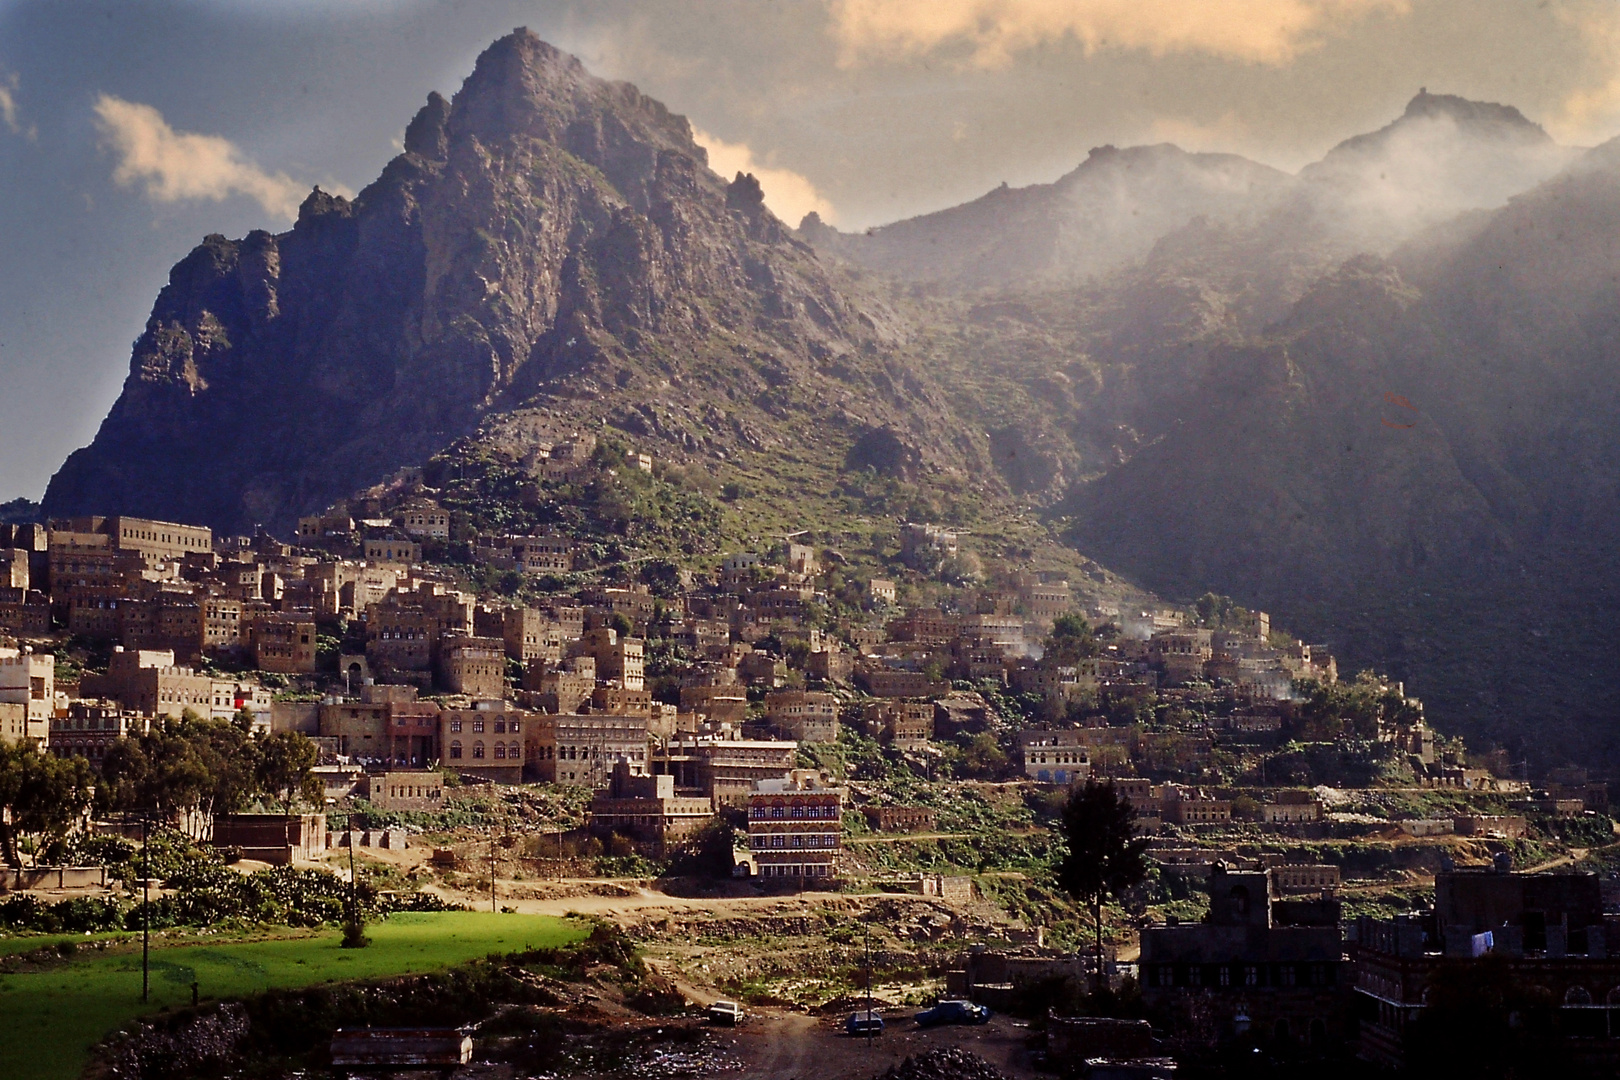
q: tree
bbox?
[257,731,321,817]
[0,744,95,868]
[1044,615,1100,664]
[1057,780,1149,992]
[958,733,1008,779]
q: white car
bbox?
[707,1001,744,1026]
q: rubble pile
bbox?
[874,1048,1010,1080]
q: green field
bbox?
[0,911,587,1080]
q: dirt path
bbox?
[720,1010,1043,1080]
[430,880,857,921]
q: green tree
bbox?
[0,744,95,868]
[1044,615,1099,664]
[1057,780,1149,991]
[958,733,1009,779]
[101,714,265,836]
[257,731,321,816]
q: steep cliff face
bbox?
[45,30,937,532]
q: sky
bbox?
[3,0,1620,501]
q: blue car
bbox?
[914,1000,992,1027]
[846,1010,885,1035]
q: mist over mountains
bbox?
[41,31,1620,761]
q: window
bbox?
[1566,986,1593,1006]
[494,721,506,734]
[474,742,485,759]
[772,806,784,818]
[473,720,485,733]
[494,744,506,759]
[509,742,520,758]
[509,720,520,735]
[449,742,462,759]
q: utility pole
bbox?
[348,825,359,926]
[140,813,150,1004]
[864,921,874,1045]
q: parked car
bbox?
[707,1001,744,1026]
[846,1010,885,1036]
[914,1000,992,1027]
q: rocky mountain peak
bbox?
[1400,88,1549,143]
[42,34,925,533]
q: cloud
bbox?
[0,72,36,140]
[1552,1,1620,143]
[692,127,838,226]
[826,0,1409,68]
[92,95,308,219]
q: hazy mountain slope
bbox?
[1297,90,1581,254]
[803,144,1291,288]
[44,31,979,534]
[1065,141,1620,760]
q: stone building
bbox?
[862,805,937,833]
[1017,728,1091,784]
[441,703,530,781]
[587,762,714,855]
[367,770,446,812]
[657,737,799,808]
[1140,864,1346,1050]
[400,500,450,539]
[47,700,146,763]
[251,613,318,674]
[748,770,845,882]
[764,690,838,743]
[527,713,649,785]
[439,635,506,698]
[0,645,54,737]
[1356,868,1620,1072]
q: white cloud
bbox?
[692,127,839,226]
[0,72,36,140]
[92,94,308,219]
[826,0,1410,69]
[1552,1,1620,143]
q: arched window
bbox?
[473,742,485,759]
[1566,986,1593,1006]
[1607,987,1620,1006]
[494,744,506,759]
[509,742,521,758]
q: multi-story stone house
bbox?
[764,690,838,744]
[1140,865,1345,1051]
[587,762,714,855]
[748,770,845,882]
[573,627,643,690]
[400,500,450,540]
[49,700,147,763]
[526,713,649,785]
[438,634,506,698]
[250,613,318,673]
[1017,728,1090,785]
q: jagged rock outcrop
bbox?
[45,30,963,532]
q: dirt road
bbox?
[720,1009,1042,1079]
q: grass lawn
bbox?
[0,911,586,1080]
